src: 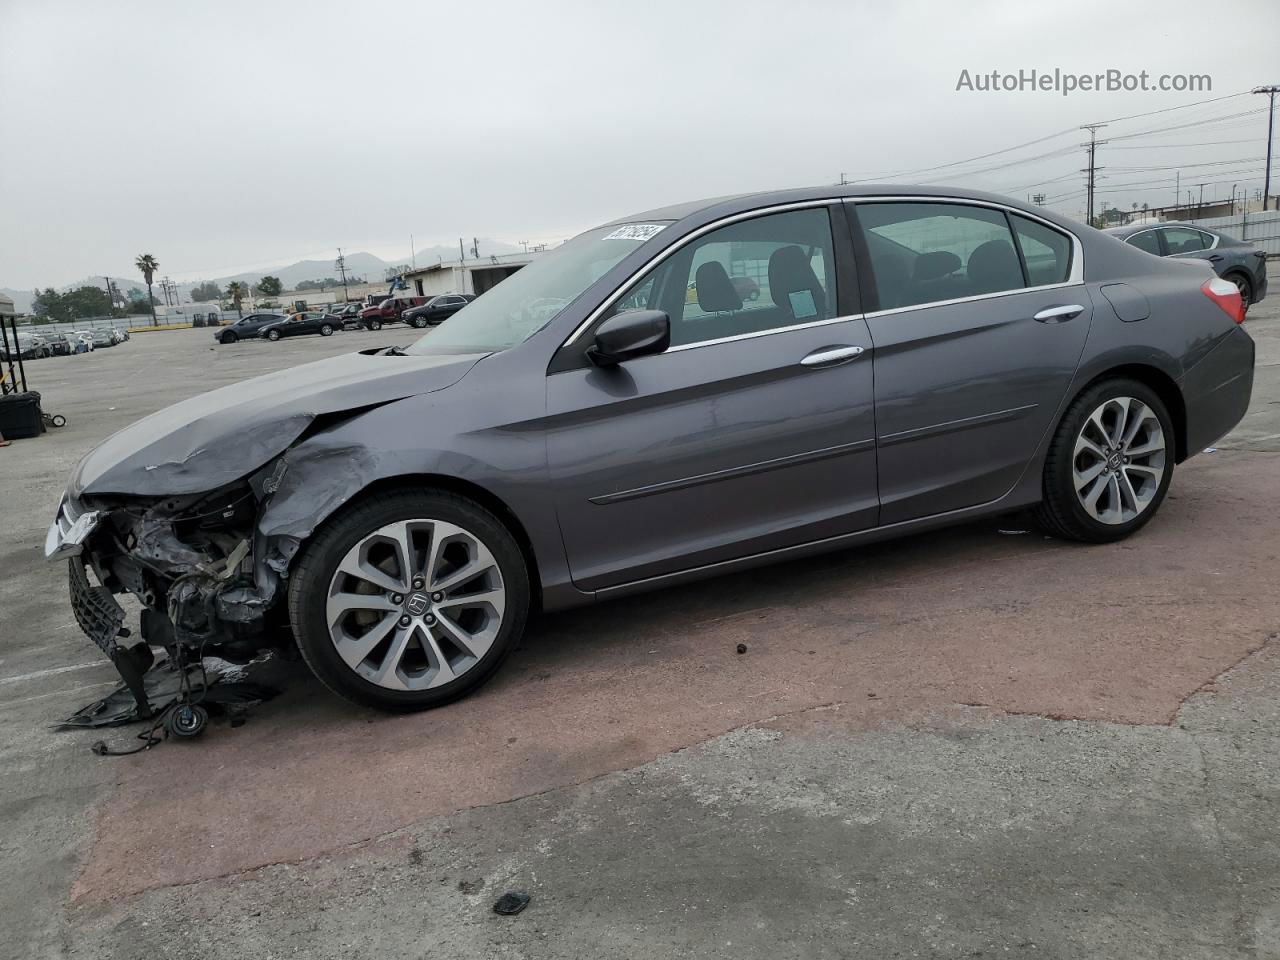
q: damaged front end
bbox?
[47,462,293,717]
[43,348,488,720]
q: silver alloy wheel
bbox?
[1072,396,1166,525]
[325,519,507,691]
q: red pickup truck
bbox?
[356,297,428,329]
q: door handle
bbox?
[1033,304,1084,323]
[801,345,865,367]
[1208,254,1223,263]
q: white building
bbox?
[400,252,539,299]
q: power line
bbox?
[1093,90,1252,126]
[844,126,1077,183]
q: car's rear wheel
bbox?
[221,332,238,344]
[267,329,281,341]
[288,490,530,711]
[320,324,333,336]
[1034,378,1174,543]
[1231,273,1253,314]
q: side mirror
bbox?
[587,310,670,367]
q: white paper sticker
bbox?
[604,223,666,243]
[789,289,817,319]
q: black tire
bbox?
[221,332,238,344]
[288,489,531,712]
[368,320,382,331]
[412,315,428,328]
[1034,377,1175,543]
[320,324,333,336]
[267,329,281,341]
[1229,273,1252,314]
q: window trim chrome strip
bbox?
[861,279,1085,320]
[664,313,863,354]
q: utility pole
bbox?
[410,234,416,271]
[335,248,349,303]
[1175,171,1180,213]
[458,238,465,262]
[1032,193,1045,206]
[839,172,849,186]
[1254,85,1279,211]
[1196,182,1206,213]
[1081,123,1107,228]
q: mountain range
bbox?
[3,240,523,312]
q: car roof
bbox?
[1102,221,1219,238]
[605,183,1086,235]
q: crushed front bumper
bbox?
[68,557,127,654]
[45,497,100,561]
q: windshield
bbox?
[404,222,669,355]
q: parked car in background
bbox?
[47,334,72,357]
[89,329,115,349]
[1104,222,1268,314]
[357,296,427,329]
[400,294,477,328]
[214,313,286,344]
[71,331,96,351]
[259,312,340,341]
[1,332,49,360]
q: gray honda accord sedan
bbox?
[47,185,1255,713]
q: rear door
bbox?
[546,204,879,591]
[850,199,1092,524]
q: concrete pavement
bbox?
[2,291,1278,959]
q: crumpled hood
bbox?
[72,350,485,498]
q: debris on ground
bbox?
[57,652,276,730]
[492,891,531,915]
[1203,446,1217,453]
[997,529,1028,535]
[736,643,748,654]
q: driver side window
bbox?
[612,208,836,348]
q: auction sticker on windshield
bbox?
[604,224,666,242]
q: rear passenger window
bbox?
[1126,231,1161,255]
[1161,227,1210,254]
[856,202,1025,310]
[1011,215,1072,285]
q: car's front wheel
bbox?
[411,315,428,328]
[288,490,530,711]
[1034,378,1174,543]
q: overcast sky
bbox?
[2,0,1278,289]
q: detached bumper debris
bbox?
[59,655,277,730]
[492,891,531,916]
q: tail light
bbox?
[1201,277,1245,325]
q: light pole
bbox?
[1255,85,1279,211]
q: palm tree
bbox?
[226,281,244,317]
[135,254,159,326]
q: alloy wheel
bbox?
[1072,396,1166,525]
[1233,276,1251,314]
[325,519,507,691]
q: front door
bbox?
[850,200,1093,524]
[546,205,879,592]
